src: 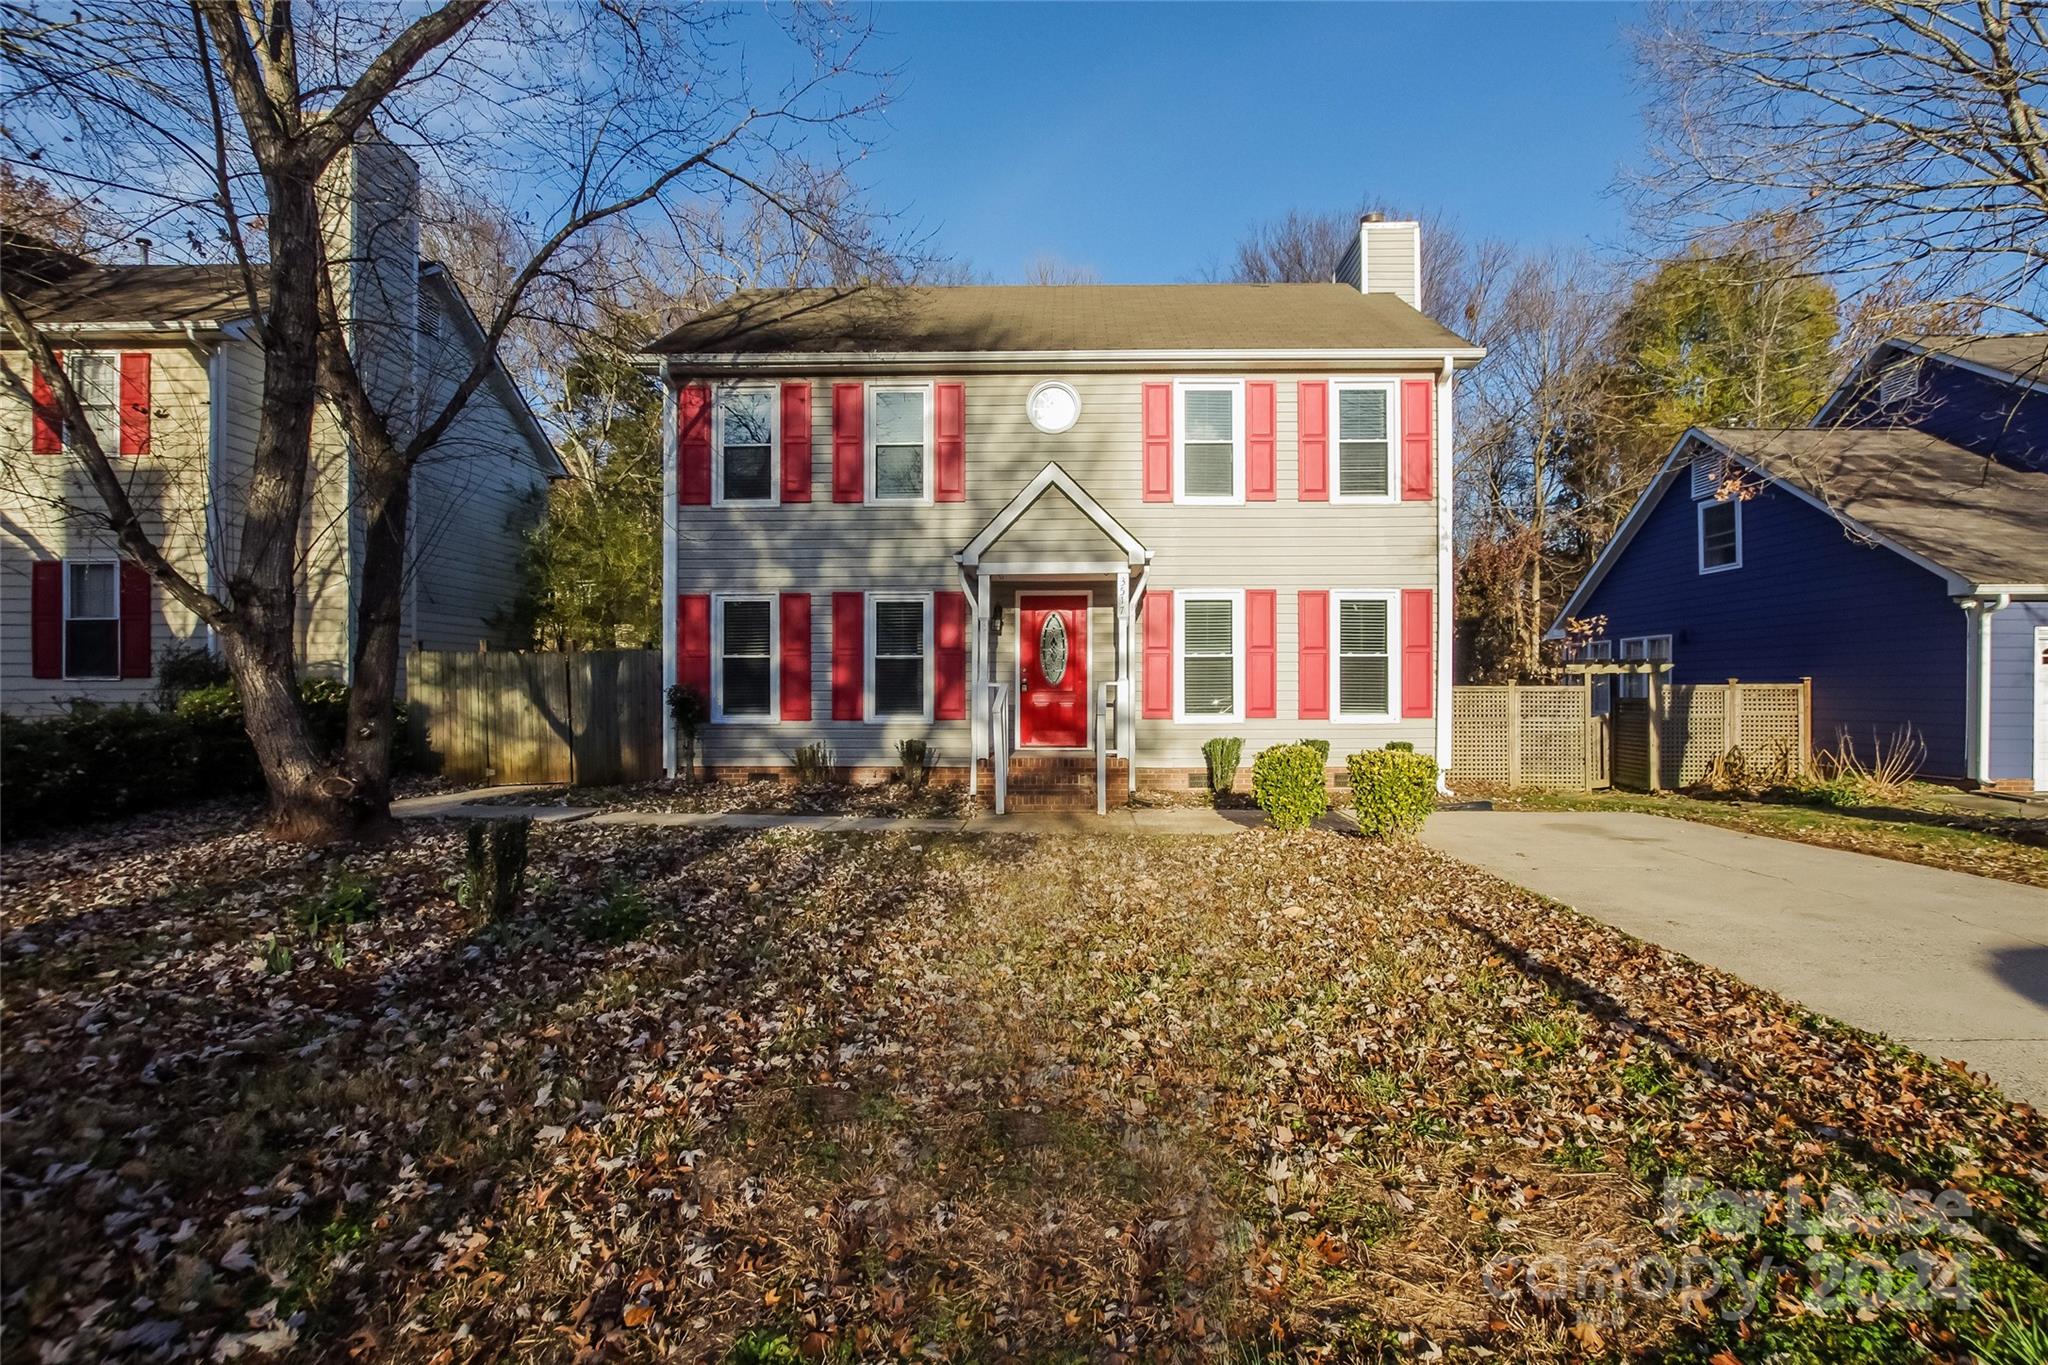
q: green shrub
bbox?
[1202,736,1243,793]
[1384,740,1414,752]
[1295,737,1331,764]
[789,741,834,784]
[666,685,709,781]
[578,875,652,944]
[1348,749,1438,839]
[895,738,935,790]
[1251,743,1329,830]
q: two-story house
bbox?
[641,218,1483,806]
[1551,333,2047,792]
[1,130,562,714]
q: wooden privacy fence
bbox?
[408,649,663,786]
[1613,679,1812,791]
[1452,684,1608,790]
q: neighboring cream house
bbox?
[0,134,561,714]
[642,218,1482,807]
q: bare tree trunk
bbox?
[342,455,409,824]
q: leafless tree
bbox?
[1018,253,1099,286]
[1,0,894,840]
[1227,202,1479,335]
[1637,0,2048,326]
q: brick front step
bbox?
[974,756,1128,811]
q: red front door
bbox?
[1018,594,1089,747]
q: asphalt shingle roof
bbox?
[1701,425,2048,587]
[644,283,1480,356]
[17,264,269,325]
[1911,332,2048,384]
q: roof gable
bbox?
[958,463,1148,569]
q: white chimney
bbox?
[1332,212,1422,311]
[317,122,421,447]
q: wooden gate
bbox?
[407,649,663,786]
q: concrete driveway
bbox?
[1424,809,2048,1109]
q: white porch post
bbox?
[1116,568,1135,790]
[659,359,678,778]
[976,569,992,759]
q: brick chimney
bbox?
[318,123,420,447]
[1332,212,1422,312]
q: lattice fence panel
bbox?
[1663,685,1726,788]
[1729,683,1809,775]
[1451,686,1513,783]
[1518,687,1591,788]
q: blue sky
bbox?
[850,2,1647,281]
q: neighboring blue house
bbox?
[1551,334,2047,791]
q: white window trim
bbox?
[864,381,935,505]
[863,591,935,723]
[1172,378,1245,506]
[1328,379,1401,506]
[1330,589,1401,723]
[711,593,779,724]
[1697,497,1743,574]
[62,556,122,681]
[64,350,119,454]
[1582,638,1613,714]
[1618,634,1672,700]
[711,385,781,507]
[1172,587,1244,724]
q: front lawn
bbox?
[1460,782,2048,890]
[3,812,2043,1361]
[461,777,976,820]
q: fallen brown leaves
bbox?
[1,815,2041,1362]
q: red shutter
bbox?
[1141,382,1173,502]
[779,592,812,721]
[1246,589,1276,718]
[831,592,864,720]
[678,384,712,506]
[119,353,151,456]
[676,592,710,693]
[831,384,864,503]
[1402,588,1434,718]
[1297,590,1329,719]
[118,562,151,677]
[934,382,966,503]
[1297,381,1327,501]
[30,561,61,678]
[1400,378,1434,501]
[31,355,61,455]
[934,591,967,719]
[1246,382,1276,502]
[1141,590,1173,718]
[780,383,812,503]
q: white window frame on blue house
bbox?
[1697,498,1742,574]
[1618,633,1671,700]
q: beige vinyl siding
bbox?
[1363,224,1420,304]
[675,368,1442,769]
[0,342,215,713]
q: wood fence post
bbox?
[1645,671,1663,792]
[1798,676,1813,774]
[1724,679,1741,758]
[1505,682,1523,788]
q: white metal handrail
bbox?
[1095,679,1121,815]
[988,681,1011,815]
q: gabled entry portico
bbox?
[955,463,1152,808]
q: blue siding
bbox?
[1842,359,2048,473]
[1580,472,1969,776]
[1989,600,2047,785]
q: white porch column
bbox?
[659,359,678,777]
[975,570,992,761]
[1116,568,1135,788]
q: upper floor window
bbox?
[1175,380,1243,504]
[714,594,776,720]
[1698,498,1741,573]
[1332,381,1396,501]
[867,593,932,720]
[1174,589,1242,721]
[714,387,777,505]
[1333,591,1396,720]
[67,352,119,453]
[65,560,120,679]
[868,384,932,502]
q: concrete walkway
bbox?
[390,787,1254,837]
[1424,809,2048,1108]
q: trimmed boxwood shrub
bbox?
[1251,742,1329,830]
[1347,748,1438,839]
[1295,738,1331,764]
[1202,736,1243,793]
[1,680,414,838]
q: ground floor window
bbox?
[1175,589,1242,722]
[65,560,121,679]
[867,593,932,721]
[1332,591,1397,720]
[714,594,776,720]
[1580,638,1613,714]
[1618,634,1670,700]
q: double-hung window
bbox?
[867,593,932,721]
[66,352,119,453]
[64,560,121,679]
[867,384,932,502]
[1698,498,1741,573]
[714,595,777,721]
[1174,380,1243,504]
[1331,381,1397,502]
[1580,638,1614,715]
[1174,589,1243,722]
[1332,591,1398,720]
[714,387,777,505]
[1618,634,1671,700]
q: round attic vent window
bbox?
[1026,381,1081,434]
